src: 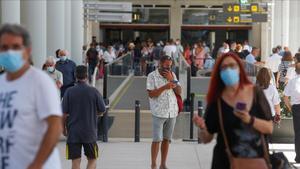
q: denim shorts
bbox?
[152,115,177,142]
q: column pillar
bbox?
[21,0,47,68]
[170,2,181,40]
[261,23,270,61]
[288,0,300,53]
[65,0,71,57]
[71,0,84,64]
[92,21,100,42]
[248,24,261,50]
[1,0,20,24]
[47,0,65,57]
[281,0,289,47]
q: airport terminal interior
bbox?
[1,0,300,169]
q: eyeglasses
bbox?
[220,63,239,71]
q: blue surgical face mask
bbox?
[220,68,240,86]
[47,66,55,73]
[0,50,25,73]
[60,56,67,61]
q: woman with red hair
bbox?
[193,52,273,169]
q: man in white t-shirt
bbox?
[174,39,183,60]
[163,39,176,58]
[217,42,230,58]
[265,48,282,82]
[0,24,62,169]
[284,62,300,163]
[103,46,116,64]
[286,53,300,83]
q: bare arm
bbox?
[27,116,63,169]
[235,112,273,134]
[148,82,175,98]
[63,113,68,136]
[252,118,273,134]
[276,72,280,87]
[193,115,214,143]
[275,104,281,116]
[173,85,182,95]
[284,95,292,112]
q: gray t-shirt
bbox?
[62,82,106,143]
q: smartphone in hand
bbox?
[171,80,179,84]
[235,102,247,112]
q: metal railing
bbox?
[103,52,132,99]
[178,54,192,109]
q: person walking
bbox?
[183,44,192,65]
[147,55,182,169]
[56,49,77,97]
[256,67,281,122]
[277,51,294,89]
[193,52,273,169]
[44,56,63,89]
[0,24,63,169]
[62,65,106,169]
[86,43,99,83]
[284,62,300,163]
[245,47,261,65]
[285,53,300,83]
[265,48,282,83]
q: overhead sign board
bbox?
[252,13,268,22]
[84,13,132,23]
[223,3,268,13]
[84,2,132,12]
[83,2,133,23]
[224,13,268,23]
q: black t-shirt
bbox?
[205,87,272,169]
[86,48,99,66]
[63,82,106,143]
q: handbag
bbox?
[175,93,183,114]
[217,99,271,169]
[269,151,291,169]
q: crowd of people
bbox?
[3,22,300,169]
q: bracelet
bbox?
[248,116,255,127]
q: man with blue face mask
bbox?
[44,56,63,89]
[0,24,62,169]
[55,49,76,97]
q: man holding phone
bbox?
[147,55,182,169]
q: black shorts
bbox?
[66,143,99,160]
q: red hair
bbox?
[206,52,252,105]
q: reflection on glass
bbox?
[132,8,169,24]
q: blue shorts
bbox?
[152,115,176,142]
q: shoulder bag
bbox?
[217,99,271,169]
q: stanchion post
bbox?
[197,100,203,143]
[103,66,108,99]
[135,100,140,142]
[102,99,109,142]
[189,93,195,139]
